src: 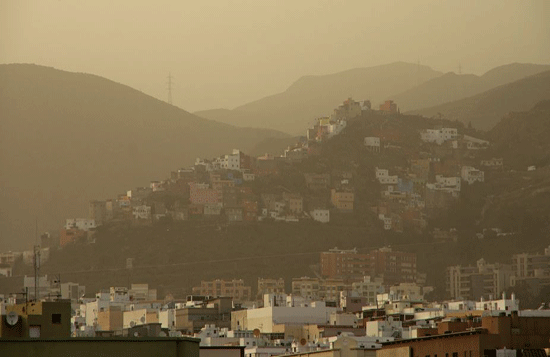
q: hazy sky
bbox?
[1,0,549,112]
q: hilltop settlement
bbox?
[2,98,550,357]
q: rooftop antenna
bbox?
[167,72,174,105]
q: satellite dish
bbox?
[130,321,136,327]
[6,311,19,326]
[140,316,146,323]
[300,338,307,346]
[253,328,261,337]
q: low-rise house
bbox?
[379,100,398,113]
[64,218,96,231]
[310,209,330,223]
[462,135,489,149]
[283,192,303,214]
[420,128,458,145]
[481,157,503,168]
[331,190,354,212]
[461,166,484,184]
[59,228,87,247]
[364,137,380,153]
[304,173,331,190]
[225,207,244,222]
[375,168,398,185]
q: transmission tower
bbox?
[167,72,174,105]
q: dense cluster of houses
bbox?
[369,125,499,233]
[4,273,550,357]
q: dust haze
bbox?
[2,0,549,112]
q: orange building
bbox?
[59,228,87,247]
[379,100,398,113]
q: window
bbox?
[52,313,62,324]
[29,325,41,338]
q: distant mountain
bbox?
[488,100,550,170]
[408,70,550,130]
[0,64,289,250]
[195,62,442,134]
[391,63,550,112]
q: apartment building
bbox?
[192,279,252,301]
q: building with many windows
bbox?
[192,279,252,301]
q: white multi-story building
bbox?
[310,209,330,223]
[364,137,381,152]
[235,301,338,333]
[463,135,489,149]
[420,128,458,145]
[351,276,383,305]
[65,218,96,231]
[461,166,485,184]
[132,205,151,220]
[375,168,398,185]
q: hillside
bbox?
[408,70,550,130]
[195,62,442,134]
[0,64,289,250]
[391,63,550,112]
[3,109,550,304]
[487,100,550,169]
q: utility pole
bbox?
[167,72,174,105]
[458,63,462,75]
[33,245,41,301]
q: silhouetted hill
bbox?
[408,70,550,130]
[487,100,550,169]
[195,62,441,134]
[391,63,550,112]
[0,64,289,250]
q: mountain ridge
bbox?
[407,70,550,130]
[0,63,289,250]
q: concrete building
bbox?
[192,279,252,301]
[331,190,354,212]
[283,192,304,214]
[351,277,384,305]
[379,100,398,113]
[59,228,87,247]
[89,200,107,225]
[0,337,200,356]
[377,314,550,357]
[257,278,285,300]
[375,168,398,185]
[310,209,330,223]
[292,277,321,301]
[64,218,96,231]
[1,301,71,338]
[175,297,233,334]
[321,247,417,285]
[447,259,514,300]
[512,246,550,278]
[461,166,485,184]
[60,282,85,301]
[420,128,458,145]
[364,137,381,153]
[231,300,337,333]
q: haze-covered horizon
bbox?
[2,0,549,112]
